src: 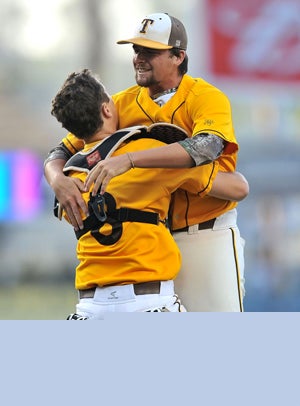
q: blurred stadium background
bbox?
[1,0,300,318]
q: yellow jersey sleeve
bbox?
[61,132,84,155]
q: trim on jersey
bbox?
[136,92,155,123]
[230,227,244,312]
[197,161,216,196]
[183,191,190,227]
[171,101,185,123]
[64,137,82,154]
[170,161,216,230]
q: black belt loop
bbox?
[174,218,216,233]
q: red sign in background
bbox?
[207,0,300,82]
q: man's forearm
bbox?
[44,142,73,186]
[209,171,249,201]
[127,142,195,168]
[127,133,224,169]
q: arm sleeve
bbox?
[178,133,225,166]
[44,133,84,167]
[43,142,73,167]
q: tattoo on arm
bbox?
[178,133,225,166]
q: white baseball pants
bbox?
[173,209,245,312]
[70,281,186,319]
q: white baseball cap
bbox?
[117,12,188,50]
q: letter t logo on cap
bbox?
[140,18,154,34]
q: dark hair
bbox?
[170,48,188,75]
[51,68,109,139]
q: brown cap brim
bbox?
[116,37,173,50]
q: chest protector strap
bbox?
[75,193,160,240]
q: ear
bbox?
[171,50,185,67]
[176,50,186,65]
[101,102,113,118]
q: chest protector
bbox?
[56,124,187,241]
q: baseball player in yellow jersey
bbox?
[50,69,247,318]
[44,13,248,312]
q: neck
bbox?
[85,122,117,144]
[148,76,183,99]
[151,87,178,100]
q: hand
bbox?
[84,154,132,195]
[52,175,88,230]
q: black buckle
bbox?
[88,193,107,222]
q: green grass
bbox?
[0,282,78,320]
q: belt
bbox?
[174,218,216,233]
[79,281,161,299]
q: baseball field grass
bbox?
[0,282,77,320]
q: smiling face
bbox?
[132,45,185,96]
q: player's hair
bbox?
[170,48,188,75]
[51,68,109,139]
